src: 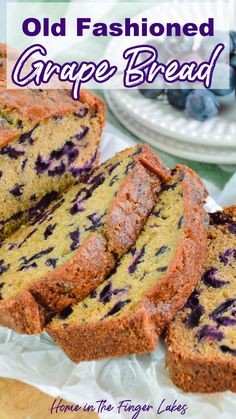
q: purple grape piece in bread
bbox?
[75,126,89,141]
[35,155,51,174]
[69,228,80,251]
[128,245,145,274]
[46,165,208,364]
[57,306,73,320]
[45,258,58,269]
[166,206,236,393]
[0,145,25,159]
[202,267,229,288]
[102,299,132,319]
[219,248,236,265]
[19,125,38,144]
[9,184,24,197]
[196,325,224,342]
[0,88,103,241]
[44,223,57,240]
[99,282,113,303]
[0,144,170,334]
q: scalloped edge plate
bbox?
[105,90,236,164]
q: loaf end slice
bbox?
[47,165,208,362]
[0,84,105,239]
[166,206,236,393]
[0,44,105,238]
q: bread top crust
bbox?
[0,44,105,147]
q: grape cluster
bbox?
[139,32,236,121]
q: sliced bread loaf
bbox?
[166,207,236,393]
[0,84,105,239]
[0,44,105,238]
[47,165,208,362]
[0,145,169,334]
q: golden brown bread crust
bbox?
[146,165,208,333]
[0,145,170,334]
[0,233,115,334]
[50,307,159,362]
[166,205,236,393]
[105,144,170,255]
[165,349,236,393]
[0,42,105,147]
[47,165,208,363]
[0,83,105,147]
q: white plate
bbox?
[104,1,236,160]
[106,90,236,147]
[105,90,236,164]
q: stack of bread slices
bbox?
[1,43,235,394]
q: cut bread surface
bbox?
[0,85,104,239]
[166,206,236,393]
[0,145,169,334]
[47,165,208,362]
[0,44,105,238]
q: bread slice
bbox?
[0,86,105,239]
[47,165,208,362]
[0,145,170,334]
[166,206,236,393]
[0,44,105,239]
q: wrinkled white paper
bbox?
[0,126,235,419]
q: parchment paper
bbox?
[0,126,235,419]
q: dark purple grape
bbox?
[45,258,58,269]
[186,90,219,121]
[178,215,184,229]
[48,162,66,177]
[184,290,204,328]
[210,298,236,320]
[57,306,73,320]
[139,88,165,99]
[216,316,236,326]
[44,223,57,240]
[19,247,54,267]
[220,345,236,356]
[202,267,229,288]
[128,246,145,274]
[211,63,236,96]
[102,299,131,319]
[230,31,236,51]
[75,126,89,141]
[0,259,9,276]
[85,212,104,231]
[35,155,51,174]
[167,89,191,110]
[74,107,88,118]
[155,246,169,257]
[99,282,113,303]
[69,228,80,251]
[0,146,25,159]
[9,184,24,197]
[196,325,224,342]
[219,248,236,265]
[230,54,236,69]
